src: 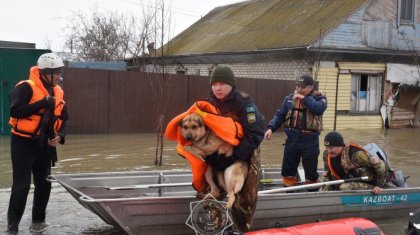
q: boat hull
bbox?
[52,169,420,235]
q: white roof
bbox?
[387,63,420,86]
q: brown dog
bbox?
[178,113,248,208]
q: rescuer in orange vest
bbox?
[7,53,68,232]
[319,131,387,194]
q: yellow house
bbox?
[317,62,385,129]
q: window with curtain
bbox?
[399,0,416,24]
[350,74,382,113]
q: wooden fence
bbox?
[63,67,296,133]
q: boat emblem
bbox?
[186,194,233,235]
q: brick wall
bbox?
[162,60,312,81]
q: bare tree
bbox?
[64,1,175,166]
[147,0,174,166]
[65,10,152,61]
[117,0,175,166]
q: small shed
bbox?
[386,64,420,128]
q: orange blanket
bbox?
[165,101,243,192]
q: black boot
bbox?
[7,221,19,233]
[7,213,20,233]
[32,206,46,223]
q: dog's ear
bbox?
[197,117,204,127]
[177,119,183,127]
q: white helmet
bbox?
[37,53,64,70]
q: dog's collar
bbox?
[196,127,211,144]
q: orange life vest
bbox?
[327,142,366,180]
[9,66,65,139]
[165,101,243,192]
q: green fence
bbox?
[0,48,50,135]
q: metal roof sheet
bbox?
[165,0,367,56]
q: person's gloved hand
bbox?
[215,154,236,171]
[205,152,238,171]
[32,96,55,111]
[204,152,219,165]
[41,96,55,109]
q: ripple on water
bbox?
[60,157,85,162]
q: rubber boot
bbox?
[305,179,320,192]
[7,215,19,233]
[32,206,46,223]
[282,176,298,187]
[282,176,299,193]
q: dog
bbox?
[178,113,248,208]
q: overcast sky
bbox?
[0,0,243,52]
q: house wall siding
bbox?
[316,67,338,130]
[316,62,384,130]
[315,3,368,49]
[338,62,386,71]
[318,0,420,51]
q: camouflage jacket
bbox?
[322,143,387,187]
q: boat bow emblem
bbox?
[186,194,233,235]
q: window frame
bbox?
[349,73,383,115]
[398,0,416,26]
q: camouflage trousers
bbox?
[230,149,260,232]
[200,149,261,232]
[319,175,375,191]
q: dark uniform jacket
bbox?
[206,88,264,232]
[207,89,265,162]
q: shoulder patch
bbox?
[239,91,249,99]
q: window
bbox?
[399,0,416,24]
[350,74,382,113]
[175,64,187,74]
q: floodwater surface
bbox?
[0,128,419,234]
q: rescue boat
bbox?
[246,218,384,235]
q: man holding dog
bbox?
[204,65,265,232]
[264,75,327,187]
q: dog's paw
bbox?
[196,191,206,200]
[209,188,222,199]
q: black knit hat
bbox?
[210,65,236,87]
[324,131,345,147]
[297,75,314,87]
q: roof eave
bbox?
[307,47,418,64]
[146,47,309,64]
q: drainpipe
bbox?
[333,64,340,131]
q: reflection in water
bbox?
[0,128,419,234]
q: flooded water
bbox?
[0,128,419,234]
